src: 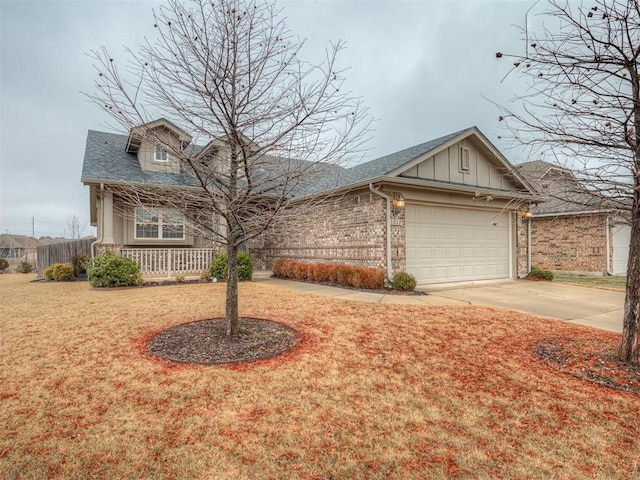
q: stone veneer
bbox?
[516,213,530,278]
[530,214,609,274]
[95,243,122,255]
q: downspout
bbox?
[90,183,105,264]
[527,216,532,274]
[369,183,393,284]
[606,215,614,275]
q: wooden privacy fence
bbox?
[119,248,216,277]
[36,238,96,277]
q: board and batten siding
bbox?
[399,139,509,191]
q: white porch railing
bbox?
[120,248,216,277]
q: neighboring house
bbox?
[0,234,37,264]
[0,234,71,272]
[82,119,539,283]
[517,160,630,275]
[0,234,30,259]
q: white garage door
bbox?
[405,204,511,284]
[612,224,630,275]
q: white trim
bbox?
[154,144,169,162]
[134,207,185,240]
[508,211,513,278]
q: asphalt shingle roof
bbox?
[341,129,470,186]
[516,160,621,214]
[82,127,481,196]
[82,130,201,187]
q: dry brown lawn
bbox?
[553,274,627,291]
[1,274,638,479]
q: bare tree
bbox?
[64,214,86,239]
[496,0,640,362]
[86,0,370,335]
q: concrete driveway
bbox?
[253,272,625,333]
[423,279,625,333]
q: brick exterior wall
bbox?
[530,214,608,273]
[261,191,405,274]
[260,191,529,281]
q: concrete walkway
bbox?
[251,272,625,333]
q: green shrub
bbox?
[175,273,186,283]
[210,253,227,281]
[44,263,74,281]
[0,258,9,273]
[392,271,417,291]
[529,266,554,281]
[237,251,254,281]
[86,252,142,288]
[200,268,212,281]
[70,254,89,277]
[209,251,254,281]
[16,261,34,274]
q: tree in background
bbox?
[86,0,370,335]
[64,214,86,239]
[496,0,639,362]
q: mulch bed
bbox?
[271,276,427,296]
[148,317,299,365]
[534,337,640,394]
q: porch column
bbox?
[102,190,115,244]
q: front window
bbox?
[135,208,184,239]
[154,144,169,162]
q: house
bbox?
[0,234,70,272]
[517,160,630,275]
[0,234,34,260]
[81,119,539,283]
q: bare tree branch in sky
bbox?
[496,0,640,362]
[86,0,371,335]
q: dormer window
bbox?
[154,144,169,162]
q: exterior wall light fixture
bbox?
[520,210,533,223]
[392,193,406,217]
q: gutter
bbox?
[527,215,532,274]
[532,209,614,218]
[284,174,540,206]
[369,183,393,284]
[90,183,105,263]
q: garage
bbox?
[612,223,630,275]
[405,204,511,284]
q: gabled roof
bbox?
[335,126,535,196]
[516,160,620,215]
[82,124,536,200]
[82,130,201,187]
[126,118,192,154]
[343,130,467,184]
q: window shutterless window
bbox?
[135,208,185,239]
[154,144,169,162]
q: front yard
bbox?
[1,274,638,479]
[553,273,627,291]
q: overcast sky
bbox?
[0,0,538,238]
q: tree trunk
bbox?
[225,240,240,336]
[620,193,640,364]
